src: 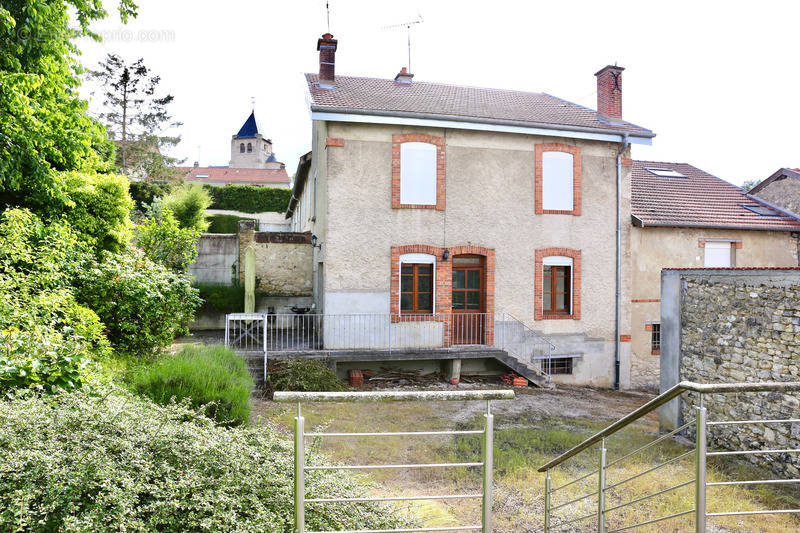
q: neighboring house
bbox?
[749,167,800,218]
[176,111,291,188]
[630,161,800,390]
[285,32,656,388]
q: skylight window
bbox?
[645,168,686,178]
[196,174,210,178]
[741,204,780,216]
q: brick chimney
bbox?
[595,65,624,120]
[394,67,414,84]
[317,33,338,85]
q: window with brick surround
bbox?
[399,253,436,314]
[392,134,445,210]
[535,144,582,215]
[535,249,581,320]
[400,142,437,205]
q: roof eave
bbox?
[629,218,800,232]
[309,105,656,142]
[286,151,313,219]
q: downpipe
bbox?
[614,134,629,390]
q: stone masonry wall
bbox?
[679,275,800,478]
[238,221,313,296]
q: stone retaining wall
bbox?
[660,269,800,478]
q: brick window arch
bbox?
[535,247,581,320]
[535,143,582,216]
[392,134,446,210]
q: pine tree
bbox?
[89,54,183,180]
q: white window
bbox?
[542,152,574,211]
[704,241,732,267]
[399,253,436,313]
[400,142,437,205]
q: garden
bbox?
[0,1,402,530]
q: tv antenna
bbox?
[325,1,331,32]
[382,14,423,73]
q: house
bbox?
[749,167,800,218]
[630,161,800,390]
[177,111,292,188]
[285,33,655,388]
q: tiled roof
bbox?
[179,166,290,185]
[306,73,654,138]
[631,161,800,231]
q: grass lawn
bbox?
[254,386,800,532]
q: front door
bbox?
[451,255,485,344]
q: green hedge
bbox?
[0,390,414,532]
[206,214,253,234]
[129,181,170,212]
[205,185,291,213]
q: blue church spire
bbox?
[235,111,259,138]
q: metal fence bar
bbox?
[274,390,515,403]
[707,448,800,457]
[707,478,800,487]
[307,527,482,533]
[598,439,607,533]
[305,430,484,437]
[548,489,599,512]
[606,419,695,468]
[706,509,800,517]
[696,406,707,533]
[482,401,493,533]
[305,462,484,471]
[544,472,551,533]
[548,511,597,529]
[550,467,601,494]
[604,478,695,514]
[306,494,483,503]
[707,418,800,426]
[295,404,305,533]
[605,508,695,533]
[604,449,695,491]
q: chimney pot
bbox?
[394,67,414,84]
[595,65,625,121]
[317,33,338,85]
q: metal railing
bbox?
[274,389,515,533]
[538,381,800,532]
[225,311,555,376]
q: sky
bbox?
[78,0,800,186]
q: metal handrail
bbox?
[537,380,800,472]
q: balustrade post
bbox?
[695,402,707,533]
[294,403,305,533]
[482,400,494,533]
[598,438,607,533]
[544,471,551,533]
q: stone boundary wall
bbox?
[189,234,239,284]
[238,220,313,296]
[660,269,800,478]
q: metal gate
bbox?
[273,389,516,533]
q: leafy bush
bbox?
[0,209,110,360]
[76,248,201,357]
[61,171,134,254]
[163,184,211,231]
[133,345,253,425]
[129,180,170,212]
[0,389,414,532]
[206,184,292,213]
[135,207,200,271]
[266,359,347,395]
[195,283,245,313]
[207,213,253,233]
[0,328,92,395]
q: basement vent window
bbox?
[645,168,686,179]
[741,204,781,216]
[547,357,573,375]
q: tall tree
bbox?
[0,0,137,212]
[90,54,183,180]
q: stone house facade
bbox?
[750,167,800,218]
[286,33,656,387]
[630,162,800,391]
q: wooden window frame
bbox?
[542,264,571,315]
[535,248,581,321]
[400,263,434,315]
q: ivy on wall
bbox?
[204,185,292,213]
